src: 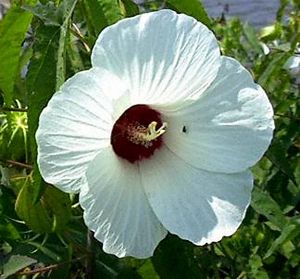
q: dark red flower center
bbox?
[110,104,166,163]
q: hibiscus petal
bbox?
[91,9,220,105]
[140,147,253,245]
[80,147,167,258]
[161,56,274,173]
[36,68,123,193]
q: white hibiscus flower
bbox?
[36,9,274,258]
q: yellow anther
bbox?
[145,121,168,141]
[127,121,168,147]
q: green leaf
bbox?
[84,0,123,36]
[15,179,71,233]
[31,168,47,204]
[258,52,290,87]
[152,235,201,279]
[266,139,297,186]
[118,0,139,17]
[138,260,159,279]
[259,23,282,41]
[242,23,263,54]
[264,223,300,259]
[0,8,33,105]
[251,187,287,230]
[23,2,61,26]
[166,0,211,27]
[67,35,85,73]
[56,0,79,90]
[97,0,123,25]
[43,185,72,232]
[15,178,52,233]
[0,217,21,241]
[84,0,109,35]
[27,24,60,161]
[0,255,37,279]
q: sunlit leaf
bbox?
[251,187,287,230]
[166,0,211,27]
[258,52,290,87]
[0,8,33,105]
[259,23,282,41]
[84,0,123,37]
[119,0,139,17]
[138,260,159,279]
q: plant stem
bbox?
[86,230,96,279]
[71,23,91,53]
[3,160,33,170]
[0,107,27,112]
[16,256,86,275]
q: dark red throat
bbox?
[111,104,163,163]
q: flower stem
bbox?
[86,230,96,279]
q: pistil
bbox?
[111,105,166,163]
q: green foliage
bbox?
[0,0,299,278]
[119,0,139,18]
[166,0,211,27]
[15,180,71,233]
[0,8,33,105]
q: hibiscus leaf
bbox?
[266,139,297,186]
[152,235,201,278]
[0,7,33,105]
[31,168,47,204]
[67,36,85,73]
[258,51,290,87]
[166,0,211,28]
[26,1,78,202]
[15,178,53,233]
[119,0,139,17]
[56,0,79,90]
[251,187,287,230]
[42,185,72,232]
[1,254,37,279]
[0,221,21,241]
[22,2,61,26]
[84,0,109,36]
[84,0,123,37]
[96,0,123,25]
[264,223,300,259]
[27,23,60,161]
[15,178,71,233]
[138,260,159,279]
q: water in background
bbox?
[0,0,281,28]
[202,0,280,28]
